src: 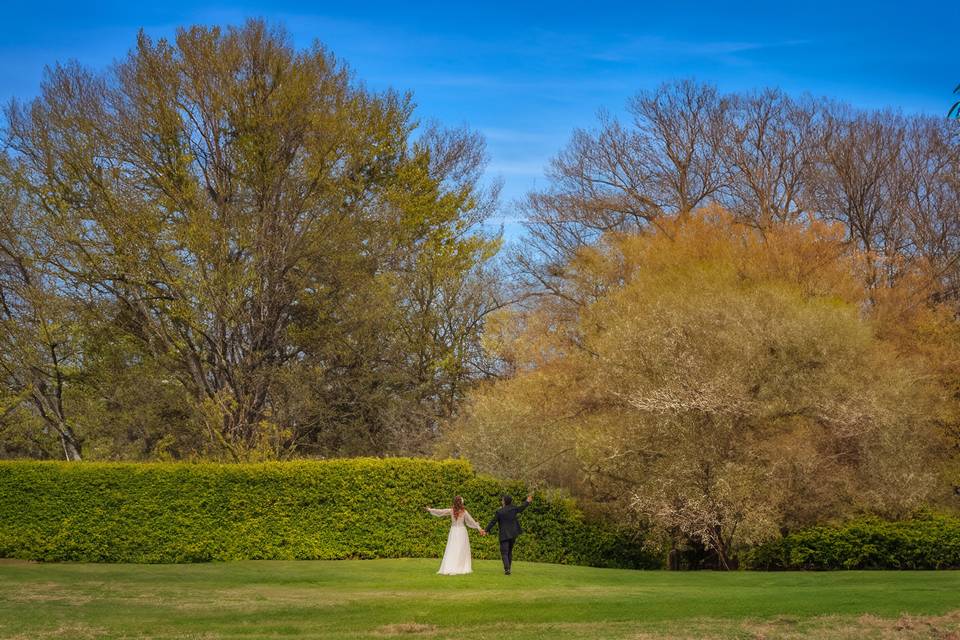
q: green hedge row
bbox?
[0,459,659,568]
[743,513,960,570]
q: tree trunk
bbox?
[713,524,731,571]
[668,546,680,571]
[59,428,82,461]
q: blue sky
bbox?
[1,1,956,236]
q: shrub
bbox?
[0,459,659,567]
[742,513,960,570]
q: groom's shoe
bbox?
[504,569,511,575]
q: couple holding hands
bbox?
[425,493,533,575]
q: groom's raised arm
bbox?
[515,495,533,514]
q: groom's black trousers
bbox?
[499,538,516,572]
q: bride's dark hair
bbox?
[452,495,465,519]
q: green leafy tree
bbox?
[0,169,87,459]
[2,21,500,460]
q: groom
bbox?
[481,493,533,575]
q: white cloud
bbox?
[590,36,811,64]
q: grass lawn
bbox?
[0,558,958,639]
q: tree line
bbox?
[516,79,960,299]
[445,81,960,567]
[3,19,959,567]
[2,23,960,566]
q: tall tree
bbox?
[722,89,821,226]
[3,21,500,460]
[518,80,960,303]
[515,81,727,297]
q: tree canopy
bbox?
[0,21,502,460]
[444,210,952,568]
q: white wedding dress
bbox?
[427,508,482,575]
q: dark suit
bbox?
[485,500,530,573]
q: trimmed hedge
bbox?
[0,459,659,568]
[743,513,960,570]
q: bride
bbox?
[425,495,485,575]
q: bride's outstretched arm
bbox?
[462,510,482,530]
[425,507,452,517]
